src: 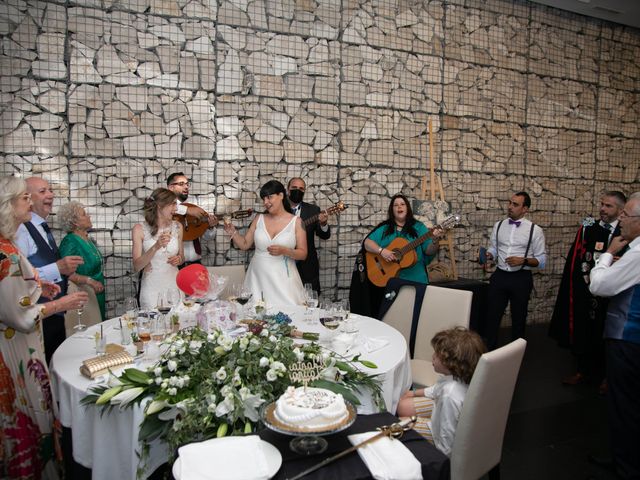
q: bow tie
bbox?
[508,219,521,227]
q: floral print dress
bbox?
[0,237,59,479]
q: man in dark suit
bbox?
[15,177,84,363]
[550,191,626,388]
[287,178,330,294]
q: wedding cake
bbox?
[274,386,349,431]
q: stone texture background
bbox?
[1,0,639,323]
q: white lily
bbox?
[110,387,144,408]
[146,399,169,415]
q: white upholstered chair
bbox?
[449,338,527,480]
[206,265,246,299]
[64,281,102,336]
[380,285,417,349]
[411,285,473,387]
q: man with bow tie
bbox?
[550,191,626,388]
[15,177,84,363]
[483,192,546,349]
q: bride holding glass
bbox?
[224,180,307,306]
[132,188,184,310]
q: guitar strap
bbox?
[495,220,535,271]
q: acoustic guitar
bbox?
[174,203,254,241]
[365,214,460,287]
[302,201,348,228]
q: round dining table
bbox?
[51,304,411,480]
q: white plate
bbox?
[172,437,282,480]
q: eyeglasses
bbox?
[170,181,190,187]
[620,212,640,218]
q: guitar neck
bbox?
[398,230,435,255]
[302,213,322,228]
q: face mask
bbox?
[289,189,304,204]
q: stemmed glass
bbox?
[73,301,87,331]
[303,289,319,325]
[123,297,138,325]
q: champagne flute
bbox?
[73,301,87,331]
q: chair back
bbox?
[449,338,527,480]
[380,285,416,348]
[206,265,246,299]
[413,285,472,361]
[64,281,102,336]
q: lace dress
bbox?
[139,222,180,310]
[243,215,305,307]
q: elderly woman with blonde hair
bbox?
[58,201,106,320]
[0,175,88,478]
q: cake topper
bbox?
[289,357,324,389]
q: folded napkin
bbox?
[177,435,269,480]
[348,431,423,480]
[361,337,390,354]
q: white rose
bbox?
[259,357,270,368]
[167,360,178,372]
[216,367,227,382]
[154,367,162,376]
[168,387,177,396]
[266,369,278,382]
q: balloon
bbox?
[176,264,210,297]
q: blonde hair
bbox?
[0,176,28,239]
[144,188,176,236]
[57,201,86,233]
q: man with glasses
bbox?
[550,191,626,389]
[287,177,330,294]
[167,172,218,266]
[483,192,546,350]
[589,192,640,480]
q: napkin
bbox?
[348,431,423,480]
[361,337,389,354]
[177,435,269,480]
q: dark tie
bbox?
[603,223,612,232]
[193,237,202,256]
[508,219,521,227]
[41,222,58,254]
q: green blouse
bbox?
[59,233,106,320]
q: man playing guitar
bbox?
[167,172,218,266]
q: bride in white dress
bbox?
[225,180,307,306]
[132,188,185,309]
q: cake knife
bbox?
[286,416,417,480]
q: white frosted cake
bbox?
[274,386,349,431]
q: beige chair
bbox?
[411,285,473,387]
[450,338,527,480]
[206,265,246,299]
[380,285,416,349]
[64,281,102,336]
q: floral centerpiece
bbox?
[82,319,383,473]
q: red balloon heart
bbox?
[176,264,210,297]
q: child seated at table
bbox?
[397,327,486,456]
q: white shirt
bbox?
[589,236,640,298]
[15,212,63,283]
[424,375,468,457]
[487,217,546,271]
[176,200,215,262]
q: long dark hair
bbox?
[381,194,418,238]
[144,188,176,236]
[259,180,292,214]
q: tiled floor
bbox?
[496,324,618,480]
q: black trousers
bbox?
[606,339,640,479]
[43,313,66,365]
[485,268,533,350]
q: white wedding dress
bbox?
[139,221,180,309]
[243,214,306,307]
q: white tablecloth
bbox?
[51,306,411,480]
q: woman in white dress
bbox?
[225,180,307,306]
[132,188,184,309]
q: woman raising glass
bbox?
[0,176,88,477]
[224,180,307,306]
[132,188,184,310]
[58,202,106,320]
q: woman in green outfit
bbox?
[58,202,106,320]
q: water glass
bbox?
[120,322,133,345]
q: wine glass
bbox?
[73,301,87,331]
[123,296,138,325]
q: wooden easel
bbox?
[421,119,458,280]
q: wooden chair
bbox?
[411,285,472,387]
[450,338,527,480]
[206,265,246,299]
[64,281,102,336]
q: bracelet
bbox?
[378,247,383,255]
[230,231,237,239]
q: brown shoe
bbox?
[562,372,586,385]
[598,379,608,395]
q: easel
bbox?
[420,119,458,280]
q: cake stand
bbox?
[260,400,357,455]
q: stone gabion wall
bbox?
[1,0,639,322]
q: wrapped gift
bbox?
[197,300,236,333]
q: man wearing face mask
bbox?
[287,178,330,294]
